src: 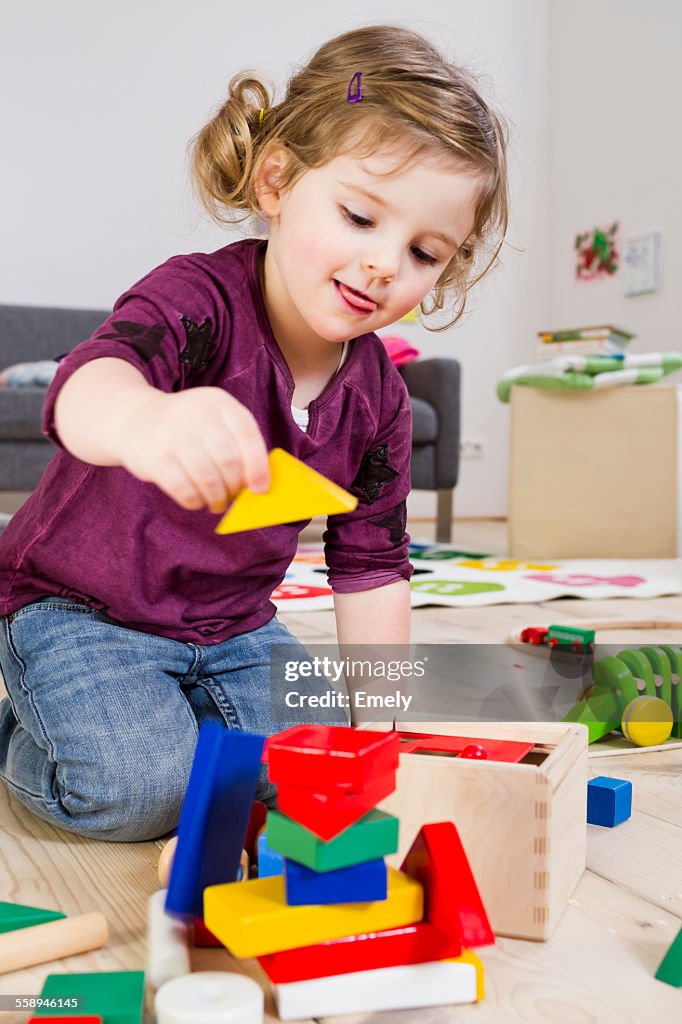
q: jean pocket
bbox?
[7,596,104,625]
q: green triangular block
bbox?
[0,900,66,934]
[656,926,682,987]
[37,972,146,1024]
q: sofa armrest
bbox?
[400,357,461,489]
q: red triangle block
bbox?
[400,821,494,948]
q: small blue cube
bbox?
[587,776,632,827]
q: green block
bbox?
[37,972,145,1024]
[268,808,399,872]
[656,926,682,987]
[0,901,65,934]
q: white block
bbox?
[274,955,482,1020]
[155,971,264,1024]
[147,888,191,989]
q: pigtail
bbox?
[189,72,273,225]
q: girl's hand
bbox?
[117,386,270,513]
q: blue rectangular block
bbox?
[258,832,284,878]
[587,775,632,827]
[166,723,264,916]
[284,857,387,906]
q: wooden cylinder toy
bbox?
[0,912,108,974]
[238,849,249,882]
[158,836,179,886]
[148,889,191,990]
[154,971,263,1024]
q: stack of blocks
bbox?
[202,725,494,1020]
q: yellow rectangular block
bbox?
[204,867,423,958]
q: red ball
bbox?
[460,744,487,760]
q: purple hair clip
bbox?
[347,71,363,104]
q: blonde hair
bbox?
[190,24,509,330]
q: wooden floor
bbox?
[1,520,681,1022]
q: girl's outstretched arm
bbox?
[53,356,269,512]
[333,580,410,646]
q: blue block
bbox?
[587,776,632,827]
[166,724,264,916]
[284,856,387,905]
[257,832,284,878]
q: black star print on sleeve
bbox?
[371,500,407,544]
[98,320,172,372]
[351,445,399,504]
[179,316,213,374]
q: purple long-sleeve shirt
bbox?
[0,238,413,643]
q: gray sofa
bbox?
[0,304,460,541]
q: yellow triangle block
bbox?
[216,448,358,535]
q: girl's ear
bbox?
[254,143,289,217]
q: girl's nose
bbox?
[361,250,397,282]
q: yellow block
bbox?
[452,950,485,1002]
[399,307,419,322]
[204,868,423,958]
[216,448,357,535]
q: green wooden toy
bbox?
[655,925,682,987]
[267,808,399,873]
[617,649,656,697]
[546,624,595,652]
[659,646,682,739]
[36,972,145,1024]
[0,901,65,934]
[640,647,672,707]
[564,656,638,743]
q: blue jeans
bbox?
[0,598,347,842]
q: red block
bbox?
[401,822,494,948]
[192,916,222,947]
[277,770,396,841]
[265,726,400,792]
[257,920,461,984]
[397,731,533,763]
[244,800,268,861]
[28,1019,101,1024]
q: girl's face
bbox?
[257,146,482,349]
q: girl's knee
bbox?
[56,743,196,842]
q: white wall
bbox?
[1,1,550,517]
[547,0,682,354]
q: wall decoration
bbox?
[623,231,660,296]
[575,222,619,281]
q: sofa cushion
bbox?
[410,396,437,444]
[0,388,48,440]
[0,304,110,366]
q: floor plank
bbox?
[1,520,681,1021]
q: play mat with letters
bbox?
[273,541,682,611]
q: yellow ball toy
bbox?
[621,695,673,747]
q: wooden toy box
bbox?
[379,720,588,941]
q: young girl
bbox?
[0,25,508,841]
